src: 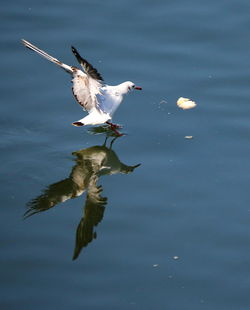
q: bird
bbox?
[21,39,142,132]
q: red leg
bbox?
[111,127,124,137]
[106,122,123,136]
[106,121,122,129]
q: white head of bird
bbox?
[115,81,142,95]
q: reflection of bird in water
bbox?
[73,176,106,260]
[25,134,140,260]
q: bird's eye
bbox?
[132,85,135,88]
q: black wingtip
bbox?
[71,46,77,54]
[71,45,104,81]
[71,46,81,60]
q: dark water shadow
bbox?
[24,126,140,260]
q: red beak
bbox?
[134,86,142,90]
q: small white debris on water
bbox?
[177,97,196,110]
[185,135,193,139]
[153,264,159,267]
[173,256,179,260]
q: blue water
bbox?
[1,0,250,309]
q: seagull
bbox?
[21,39,142,133]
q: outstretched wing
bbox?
[71,46,104,82]
[71,68,103,112]
[22,39,104,112]
[71,47,105,112]
[24,178,83,219]
[22,39,74,74]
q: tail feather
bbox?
[21,39,73,74]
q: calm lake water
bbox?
[2,0,250,309]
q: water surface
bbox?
[1,0,250,309]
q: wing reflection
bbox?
[25,130,140,260]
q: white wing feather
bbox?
[22,39,104,112]
[72,70,103,112]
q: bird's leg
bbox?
[106,121,123,136]
[110,136,118,148]
[106,121,122,129]
[111,126,124,137]
[103,136,108,147]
